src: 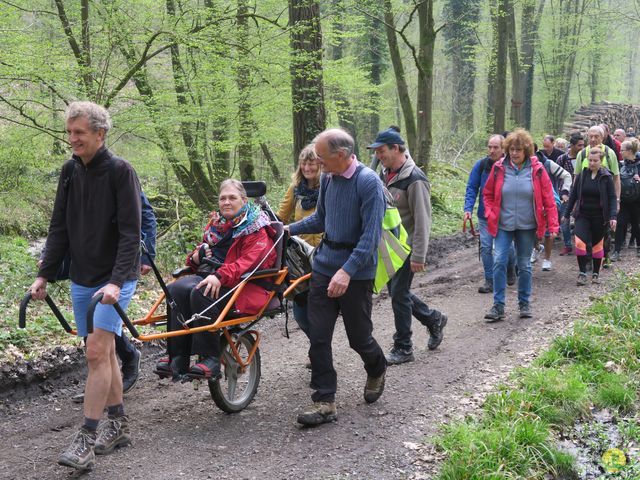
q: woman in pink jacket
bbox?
[483,129,559,322]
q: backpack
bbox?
[620,163,640,202]
[284,235,314,301]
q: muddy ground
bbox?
[1,235,637,480]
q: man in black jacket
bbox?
[30,101,141,471]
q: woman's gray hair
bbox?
[316,128,354,157]
[622,140,638,154]
[65,101,112,133]
[219,178,247,200]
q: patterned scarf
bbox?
[294,180,319,211]
[203,201,271,245]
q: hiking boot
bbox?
[427,315,448,350]
[478,280,493,293]
[188,356,221,380]
[559,246,572,256]
[385,347,414,365]
[610,251,620,262]
[363,367,386,404]
[484,304,505,322]
[58,427,96,470]
[603,257,611,269]
[541,259,552,271]
[519,302,532,319]
[95,415,131,455]
[507,268,517,286]
[121,348,141,394]
[577,273,588,286]
[592,273,600,285]
[296,402,337,426]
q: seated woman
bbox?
[156,179,277,379]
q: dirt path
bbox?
[1,236,637,480]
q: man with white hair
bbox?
[613,129,626,144]
[30,101,141,470]
[289,128,387,426]
[576,125,621,201]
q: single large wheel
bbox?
[209,332,261,413]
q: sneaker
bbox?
[542,259,552,271]
[121,349,141,394]
[592,273,600,285]
[559,246,572,256]
[478,280,493,294]
[484,304,505,322]
[519,302,532,318]
[577,273,588,286]
[610,251,621,262]
[296,402,337,426]
[530,245,544,263]
[507,268,517,286]
[385,347,415,365]
[364,367,386,404]
[58,427,96,470]
[188,356,221,380]
[427,315,448,350]
[95,415,131,455]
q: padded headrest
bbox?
[242,181,267,198]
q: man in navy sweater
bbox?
[289,128,387,426]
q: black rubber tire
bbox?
[209,333,261,413]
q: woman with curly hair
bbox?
[483,129,559,321]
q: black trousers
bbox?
[166,275,229,360]
[115,333,136,363]
[615,201,640,252]
[307,272,386,403]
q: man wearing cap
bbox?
[369,128,447,365]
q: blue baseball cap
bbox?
[367,128,405,149]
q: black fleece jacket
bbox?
[565,167,617,222]
[38,146,141,287]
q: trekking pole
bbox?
[462,217,480,261]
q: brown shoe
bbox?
[58,427,96,470]
[363,368,386,404]
[297,402,337,426]
[94,415,131,455]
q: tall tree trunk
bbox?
[505,0,524,126]
[383,0,416,153]
[520,0,545,129]
[366,0,385,140]
[486,0,498,132]
[236,0,255,180]
[330,0,358,156]
[488,0,508,134]
[416,0,436,169]
[289,0,326,165]
[443,0,481,133]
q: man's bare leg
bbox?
[84,328,118,419]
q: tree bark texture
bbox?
[383,0,416,154]
[416,0,436,169]
[443,0,481,133]
[236,0,255,180]
[289,0,326,165]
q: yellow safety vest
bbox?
[374,205,411,294]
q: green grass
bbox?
[434,272,640,479]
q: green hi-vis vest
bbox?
[373,205,411,294]
[577,144,617,173]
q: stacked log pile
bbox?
[563,101,640,136]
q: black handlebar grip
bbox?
[19,292,32,329]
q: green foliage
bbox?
[435,273,640,479]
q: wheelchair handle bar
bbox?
[19,292,74,333]
[88,293,140,338]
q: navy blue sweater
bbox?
[289,163,385,280]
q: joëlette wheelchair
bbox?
[19,181,311,413]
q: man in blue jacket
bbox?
[289,128,387,426]
[464,135,516,293]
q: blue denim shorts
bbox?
[71,280,137,337]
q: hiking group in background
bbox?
[465,124,640,322]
